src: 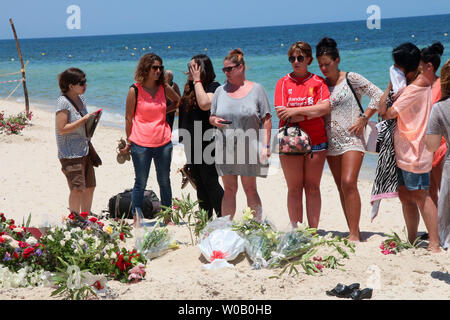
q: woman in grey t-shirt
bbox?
[56,68,96,215]
[210,49,272,221]
[426,59,450,249]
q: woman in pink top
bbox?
[379,43,440,252]
[119,53,180,227]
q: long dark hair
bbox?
[421,42,444,71]
[440,59,450,102]
[316,37,340,61]
[181,54,216,111]
[392,42,421,74]
[134,53,165,86]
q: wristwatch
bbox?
[359,113,368,120]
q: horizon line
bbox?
[2,12,450,41]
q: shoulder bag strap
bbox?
[130,84,138,117]
[63,94,88,136]
[345,72,365,114]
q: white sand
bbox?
[0,101,448,300]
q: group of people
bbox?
[55,37,449,252]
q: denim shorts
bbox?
[397,168,430,191]
[311,142,328,153]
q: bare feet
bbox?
[428,243,442,253]
[347,234,361,242]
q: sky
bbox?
[1,0,450,40]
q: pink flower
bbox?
[128,263,146,283]
[382,249,392,255]
[389,241,396,249]
[210,250,227,261]
[380,243,386,250]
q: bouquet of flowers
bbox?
[244,229,278,269]
[380,228,422,255]
[135,225,178,260]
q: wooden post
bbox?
[9,18,29,114]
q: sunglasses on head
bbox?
[222,65,239,73]
[151,65,164,71]
[288,55,305,63]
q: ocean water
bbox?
[1,14,450,177]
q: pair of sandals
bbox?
[177,164,197,190]
[116,138,131,164]
[326,283,373,300]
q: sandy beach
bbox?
[0,100,448,300]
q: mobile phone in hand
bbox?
[219,120,232,124]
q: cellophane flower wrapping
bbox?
[244,229,279,269]
[199,216,233,241]
[268,229,312,267]
[135,226,173,260]
[198,228,245,264]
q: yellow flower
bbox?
[104,226,113,234]
[168,241,179,249]
[242,207,254,221]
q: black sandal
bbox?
[350,288,373,300]
[326,283,360,298]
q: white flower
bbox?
[13,227,24,233]
[47,235,54,242]
[64,231,71,240]
[95,254,100,260]
[83,234,89,240]
[78,239,85,246]
[60,240,66,247]
[26,237,38,246]
[9,240,19,249]
[104,253,109,259]
[110,252,117,260]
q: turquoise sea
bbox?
[1,14,450,178]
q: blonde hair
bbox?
[288,41,313,65]
[440,59,450,101]
[224,48,245,67]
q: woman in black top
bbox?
[179,54,224,218]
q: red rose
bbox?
[13,252,19,259]
[19,241,30,248]
[92,280,104,290]
[23,247,35,258]
[89,217,98,223]
[120,232,124,241]
[68,213,75,220]
[0,237,5,243]
[97,221,104,228]
[80,212,89,218]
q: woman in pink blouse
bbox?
[379,43,440,252]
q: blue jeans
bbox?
[130,141,173,216]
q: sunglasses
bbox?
[288,55,305,63]
[222,65,239,73]
[78,79,87,86]
[151,65,164,71]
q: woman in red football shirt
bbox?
[275,41,331,229]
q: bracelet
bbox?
[194,80,202,84]
[359,113,368,120]
[266,144,271,149]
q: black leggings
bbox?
[189,163,224,219]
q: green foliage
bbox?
[157,194,210,245]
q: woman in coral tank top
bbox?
[119,53,180,227]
